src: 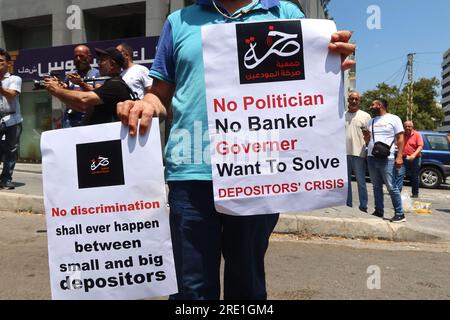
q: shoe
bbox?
[411,194,419,198]
[1,181,15,190]
[359,207,368,213]
[390,215,406,223]
[372,210,383,218]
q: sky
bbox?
[328,0,450,97]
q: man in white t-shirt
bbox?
[116,43,153,100]
[0,49,23,190]
[363,99,405,223]
[345,91,371,212]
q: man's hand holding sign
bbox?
[41,122,178,300]
[118,30,355,136]
[116,0,355,301]
[202,19,349,214]
[118,23,355,216]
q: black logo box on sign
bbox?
[76,140,125,189]
[236,20,305,85]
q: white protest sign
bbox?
[202,19,347,216]
[41,120,178,300]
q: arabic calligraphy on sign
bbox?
[244,69,303,81]
[244,31,301,70]
[237,20,305,84]
[90,156,110,173]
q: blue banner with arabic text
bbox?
[13,36,158,81]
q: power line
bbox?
[415,60,442,66]
[381,63,407,84]
[388,66,406,86]
[358,52,443,74]
[415,51,442,55]
[357,56,404,72]
[399,64,408,90]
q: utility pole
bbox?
[407,53,415,121]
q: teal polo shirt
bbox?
[150,0,305,181]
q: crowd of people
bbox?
[345,91,424,224]
[1,42,153,190]
[1,0,427,301]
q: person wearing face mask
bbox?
[345,91,371,212]
[363,99,405,223]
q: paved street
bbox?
[2,165,450,243]
[268,235,450,300]
[1,164,449,299]
[1,209,450,300]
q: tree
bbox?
[360,83,407,119]
[360,78,444,130]
[407,78,444,130]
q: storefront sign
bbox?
[14,36,158,81]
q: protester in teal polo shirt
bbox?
[118,0,356,300]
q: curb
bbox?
[15,169,42,174]
[0,194,446,244]
[275,214,444,243]
[0,193,44,214]
[2,164,42,175]
[13,168,42,175]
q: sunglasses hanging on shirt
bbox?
[211,0,260,20]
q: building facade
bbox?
[344,45,356,106]
[438,48,450,132]
[0,0,326,161]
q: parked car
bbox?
[418,131,450,188]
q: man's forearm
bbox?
[0,87,18,101]
[396,135,405,159]
[79,82,95,92]
[50,87,88,111]
[412,146,423,158]
[142,92,168,119]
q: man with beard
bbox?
[363,99,405,223]
[345,91,371,212]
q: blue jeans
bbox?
[346,155,368,210]
[394,157,421,195]
[0,123,22,183]
[367,157,404,216]
[168,181,278,300]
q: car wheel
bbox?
[420,167,443,189]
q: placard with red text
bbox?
[202,19,347,215]
[41,121,177,299]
